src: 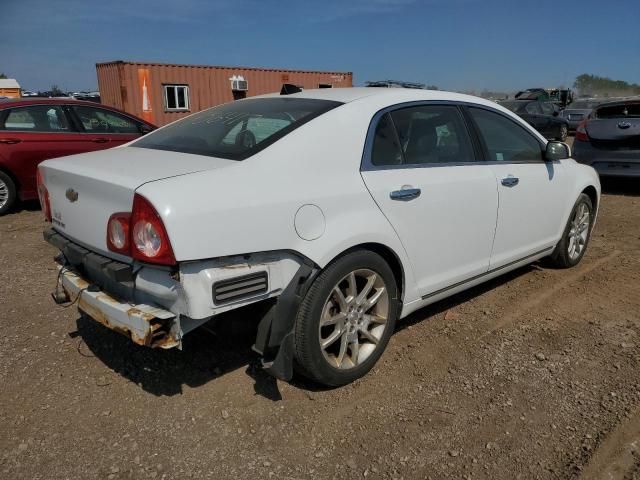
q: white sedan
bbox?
[38,87,600,386]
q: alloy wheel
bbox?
[318,269,389,370]
[568,202,590,260]
[0,178,8,209]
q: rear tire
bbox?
[294,250,399,386]
[550,193,593,268]
[0,171,17,216]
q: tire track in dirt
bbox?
[482,249,622,336]
[580,408,640,480]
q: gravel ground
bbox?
[1,177,639,480]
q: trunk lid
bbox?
[40,146,236,257]
[586,102,640,149]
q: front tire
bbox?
[550,193,593,268]
[294,250,399,386]
[0,171,17,216]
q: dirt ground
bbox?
[1,177,639,480]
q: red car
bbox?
[0,98,155,215]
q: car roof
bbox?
[0,97,106,108]
[0,97,155,125]
[258,87,503,109]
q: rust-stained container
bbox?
[96,61,353,126]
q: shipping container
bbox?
[96,61,353,126]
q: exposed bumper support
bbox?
[252,260,319,381]
[59,267,180,349]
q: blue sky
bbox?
[2,0,639,92]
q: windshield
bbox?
[132,97,342,160]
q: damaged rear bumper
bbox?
[59,267,181,348]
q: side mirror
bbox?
[545,141,570,161]
[140,124,154,135]
[552,110,559,117]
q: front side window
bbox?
[72,106,140,134]
[2,105,70,132]
[164,85,189,111]
[469,107,543,162]
[133,97,342,160]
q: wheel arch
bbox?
[0,165,19,191]
[324,242,406,303]
[581,185,598,212]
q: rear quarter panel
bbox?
[137,100,422,304]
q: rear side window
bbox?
[1,105,70,132]
[525,103,542,115]
[72,106,141,134]
[133,97,342,160]
[469,107,543,162]
[371,113,403,166]
[390,105,474,164]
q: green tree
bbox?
[0,73,7,79]
[574,74,640,96]
[50,85,64,96]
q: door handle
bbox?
[501,176,519,187]
[390,188,421,201]
[0,138,22,144]
[91,138,109,143]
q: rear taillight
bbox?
[107,213,131,255]
[575,119,589,142]
[36,168,51,222]
[131,194,176,265]
[105,194,176,265]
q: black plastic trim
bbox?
[44,227,133,284]
[252,259,319,381]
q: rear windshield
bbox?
[132,97,342,160]
[570,101,599,109]
[595,103,640,119]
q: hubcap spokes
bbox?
[319,269,389,370]
[0,180,8,208]
[568,203,590,260]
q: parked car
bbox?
[499,100,569,141]
[39,88,599,387]
[573,99,640,177]
[559,99,601,131]
[0,98,155,215]
[515,88,574,108]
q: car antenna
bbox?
[280,84,302,95]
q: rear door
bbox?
[0,104,85,199]
[466,106,570,269]
[68,105,147,148]
[361,103,498,297]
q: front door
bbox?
[361,104,498,297]
[466,106,570,269]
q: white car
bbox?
[38,88,600,386]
